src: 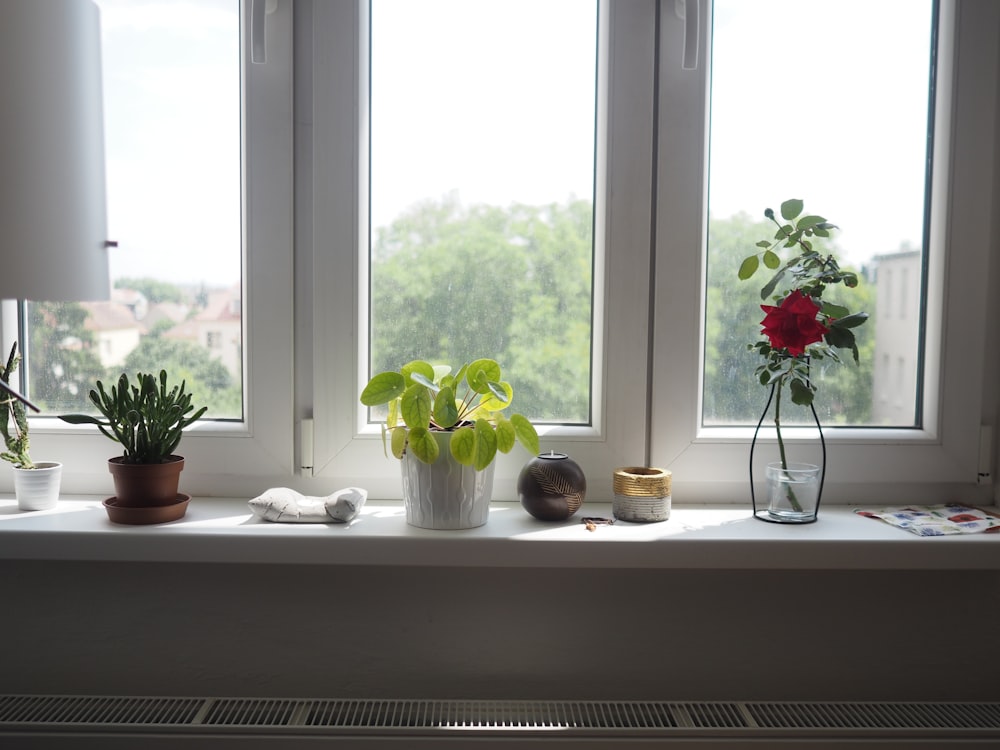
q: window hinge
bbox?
[978,425,993,486]
[300,418,314,478]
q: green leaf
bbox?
[780,198,804,221]
[789,378,814,406]
[824,325,856,351]
[762,250,780,269]
[449,425,476,465]
[473,418,498,471]
[822,302,850,319]
[795,214,827,231]
[390,425,408,459]
[509,413,539,456]
[432,385,459,428]
[359,372,405,406]
[738,255,759,280]
[400,383,432,429]
[480,380,513,412]
[495,415,516,453]
[410,372,440,393]
[401,360,435,386]
[760,268,786,300]
[466,358,501,393]
[755,240,771,249]
[407,427,439,464]
[830,312,869,329]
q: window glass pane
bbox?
[703,0,933,428]
[25,0,243,419]
[369,0,598,423]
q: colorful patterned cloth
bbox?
[855,504,1000,536]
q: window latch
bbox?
[674,0,700,70]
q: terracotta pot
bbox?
[108,455,184,507]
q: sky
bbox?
[95,0,934,285]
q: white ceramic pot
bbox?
[400,431,494,530]
[13,461,62,511]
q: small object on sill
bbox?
[249,487,367,523]
[517,451,587,521]
[855,504,1000,537]
[582,516,614,532]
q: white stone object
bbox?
[248,487,367,523]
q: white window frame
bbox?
[301,0,654,500]
[4,0,996,508]
[4,0,296,497]
[650,0,998,505]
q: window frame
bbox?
[301,0,655,501]
[649,0,998,505]
[3,0,296,497]
[3,0,996,509]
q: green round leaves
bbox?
[359,357,538,468]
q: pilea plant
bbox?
[360,358,539,470]
[0,343,33,469]
[60,370,207,464]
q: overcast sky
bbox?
[97,0,933,285]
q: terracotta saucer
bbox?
[103,494,190,525]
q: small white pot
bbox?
[13,461,63,511]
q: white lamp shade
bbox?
[0,0,110,301]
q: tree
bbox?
[27,302,106,413]
[370,196,593,423]
[121,338,239,417]
[115,277,184,304]
[703,211,876,426]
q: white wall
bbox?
[2,561,998,702]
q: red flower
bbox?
[759,290,828,356]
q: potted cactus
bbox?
[1,342,62,511]
[360,358,539,529]
[61,370,207,523]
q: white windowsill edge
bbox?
[2,496,998,570]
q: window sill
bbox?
[1,496,997,570]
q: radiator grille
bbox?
[2,695,1000,740]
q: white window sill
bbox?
[1,496,997,570]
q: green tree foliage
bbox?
[705,211,876,426]
[27,302,106,413]
[371,195,593,422]
[114,277,184,304]
[371,198,879,427]
[121,338,240,418]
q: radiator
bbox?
[2,695,1000,748]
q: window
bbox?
[20,0,244,420]
[651,0,995,505]
[9,0,295,496]
[368,0,598,425]
[703,0,933,430]
[5,0,995,506]
[304,0,652,499]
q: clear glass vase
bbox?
[765,462,821,522]
[749,380,826,524]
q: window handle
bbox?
[251,0,277,64]
[676,0,699,70]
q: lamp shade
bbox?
[0,0,110,301]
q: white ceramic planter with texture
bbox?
[400,432,494,530]
[13,461,62,511]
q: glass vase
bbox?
[765,462,821,522]
[749,381,826,524]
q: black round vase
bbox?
[517,452,587,521]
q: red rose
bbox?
[759,290,828,356]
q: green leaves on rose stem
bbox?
[780,198,804,220]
